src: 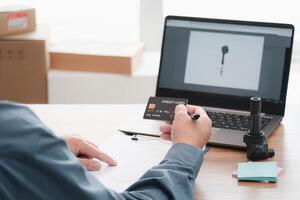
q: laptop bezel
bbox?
[156,15,295,116]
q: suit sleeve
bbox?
[0,102,204,200]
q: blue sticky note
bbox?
[237,161,277,182]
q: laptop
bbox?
[155,16,295,149]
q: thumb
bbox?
[175,104,188,116]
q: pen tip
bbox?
[192,114,200,120]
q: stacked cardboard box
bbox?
[0,5,36,37]
[50,40,144,75]
[0,6,48,103]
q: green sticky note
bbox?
[237,161,277,183]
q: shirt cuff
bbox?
[164,143,205,177]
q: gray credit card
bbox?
[143,96,188,121]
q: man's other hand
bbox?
[64,135,117,171]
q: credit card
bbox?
[143,96,188,121]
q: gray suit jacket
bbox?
[0,102,204,200]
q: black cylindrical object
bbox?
[249,97,261,136]
[243,96,275,160]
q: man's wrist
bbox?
[164,143,205,177]
[173,140,206,149]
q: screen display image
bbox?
[184,31,264,91]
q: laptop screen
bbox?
[157,16,294,114]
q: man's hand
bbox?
[64,135,117,171]
[160,104,212,148]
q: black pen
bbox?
[119,129,160,138]
[119,114,200,138]
[190,114,200,120]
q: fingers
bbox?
[161,104,210,143]
[175,103,187,113]
[188,105,211,127]
[160,123,172,133]
[175,104,209,117]
[96,151,118,166]
[187,105,209,118]
[160,133,171,141]
[160,122,172,141]
[79,141,117,166]
[86,140,99,149]
[79,158,101,171]
[175,104,188,119]
[187,105,198,114]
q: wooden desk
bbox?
[29,100,300,200]
[195,108,300,200]
[27,46,300,199]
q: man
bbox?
[0,101,212,199]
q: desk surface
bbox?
[29,101,300,200]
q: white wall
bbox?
[164,0,299,42]
[0,0,140,44]
[1,0,298,43]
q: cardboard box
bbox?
[0,29,48,103]
[0,5,36,37]
[50,40,144,75]
[4,23,50,62]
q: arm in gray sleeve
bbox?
[120,143,204,199]
[0,102,204,200]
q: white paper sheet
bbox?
[90,134,172,192]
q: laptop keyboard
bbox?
[206,111,272,131]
